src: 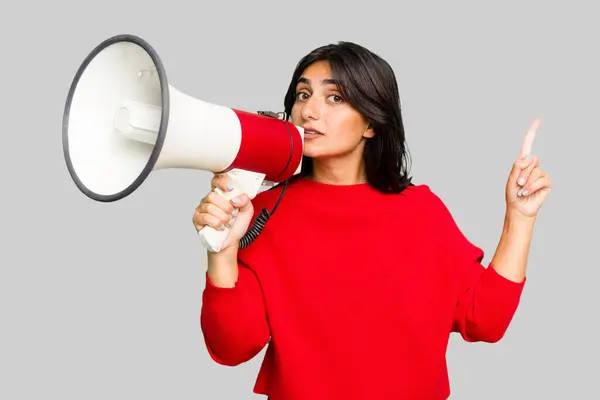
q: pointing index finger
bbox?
[519,118,541,159]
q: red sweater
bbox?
[200,178,525,400]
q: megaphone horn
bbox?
[62,34,305,252]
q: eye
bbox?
[328,94,344,103]
[295,92,310,101]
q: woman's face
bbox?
[290,60,374,159]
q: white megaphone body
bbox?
[62,34,305,252]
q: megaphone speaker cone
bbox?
[62,34,169,202]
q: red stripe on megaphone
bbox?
[220,109,303,182]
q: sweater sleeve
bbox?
[200,261,270,366]
[423,187,526,343]
[451,259,525,343]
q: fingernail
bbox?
[232,208,239,217]
[524,154,534,161]
[231,197,240,204]
[518,177,525,186]
[227,219,235,228]
[226,183,233,191]
[219,225,226,231]
[522,189,528,196]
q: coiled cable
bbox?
[238,179,289,249]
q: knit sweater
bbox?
[200,177,526,400]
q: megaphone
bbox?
[62,34,304,252]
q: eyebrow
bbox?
[297,77,338,86]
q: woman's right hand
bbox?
[192,174,255,252]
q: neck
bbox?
[309,153,367,186]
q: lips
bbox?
[303,127,324,135]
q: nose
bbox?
[301,96,319,120]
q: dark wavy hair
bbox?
[283,41,413,193]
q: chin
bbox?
[303,141,357,159]
[302,143,328,159]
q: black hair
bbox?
[283,41,413,193]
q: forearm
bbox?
[453,211,532,342]
[490,210,536,283]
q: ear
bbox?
[362,123,375,139]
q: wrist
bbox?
[207,245,238,266]
[206,246,239,288]
[503,209,536,235]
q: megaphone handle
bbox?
[197,186,241,252]
[197,169,265,252]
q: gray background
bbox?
[2,0,597,399]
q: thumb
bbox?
[229,193,255,233]
[222,193,256,248]
[510,154,534,179]
[232,193,254,215]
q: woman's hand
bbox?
[192,174,255,252]
[505,118,553,219]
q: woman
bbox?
[192,42,552,400]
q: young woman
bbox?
[192,42,552,400]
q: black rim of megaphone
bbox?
[62,33,170,202]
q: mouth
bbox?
[303,128,324,137]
